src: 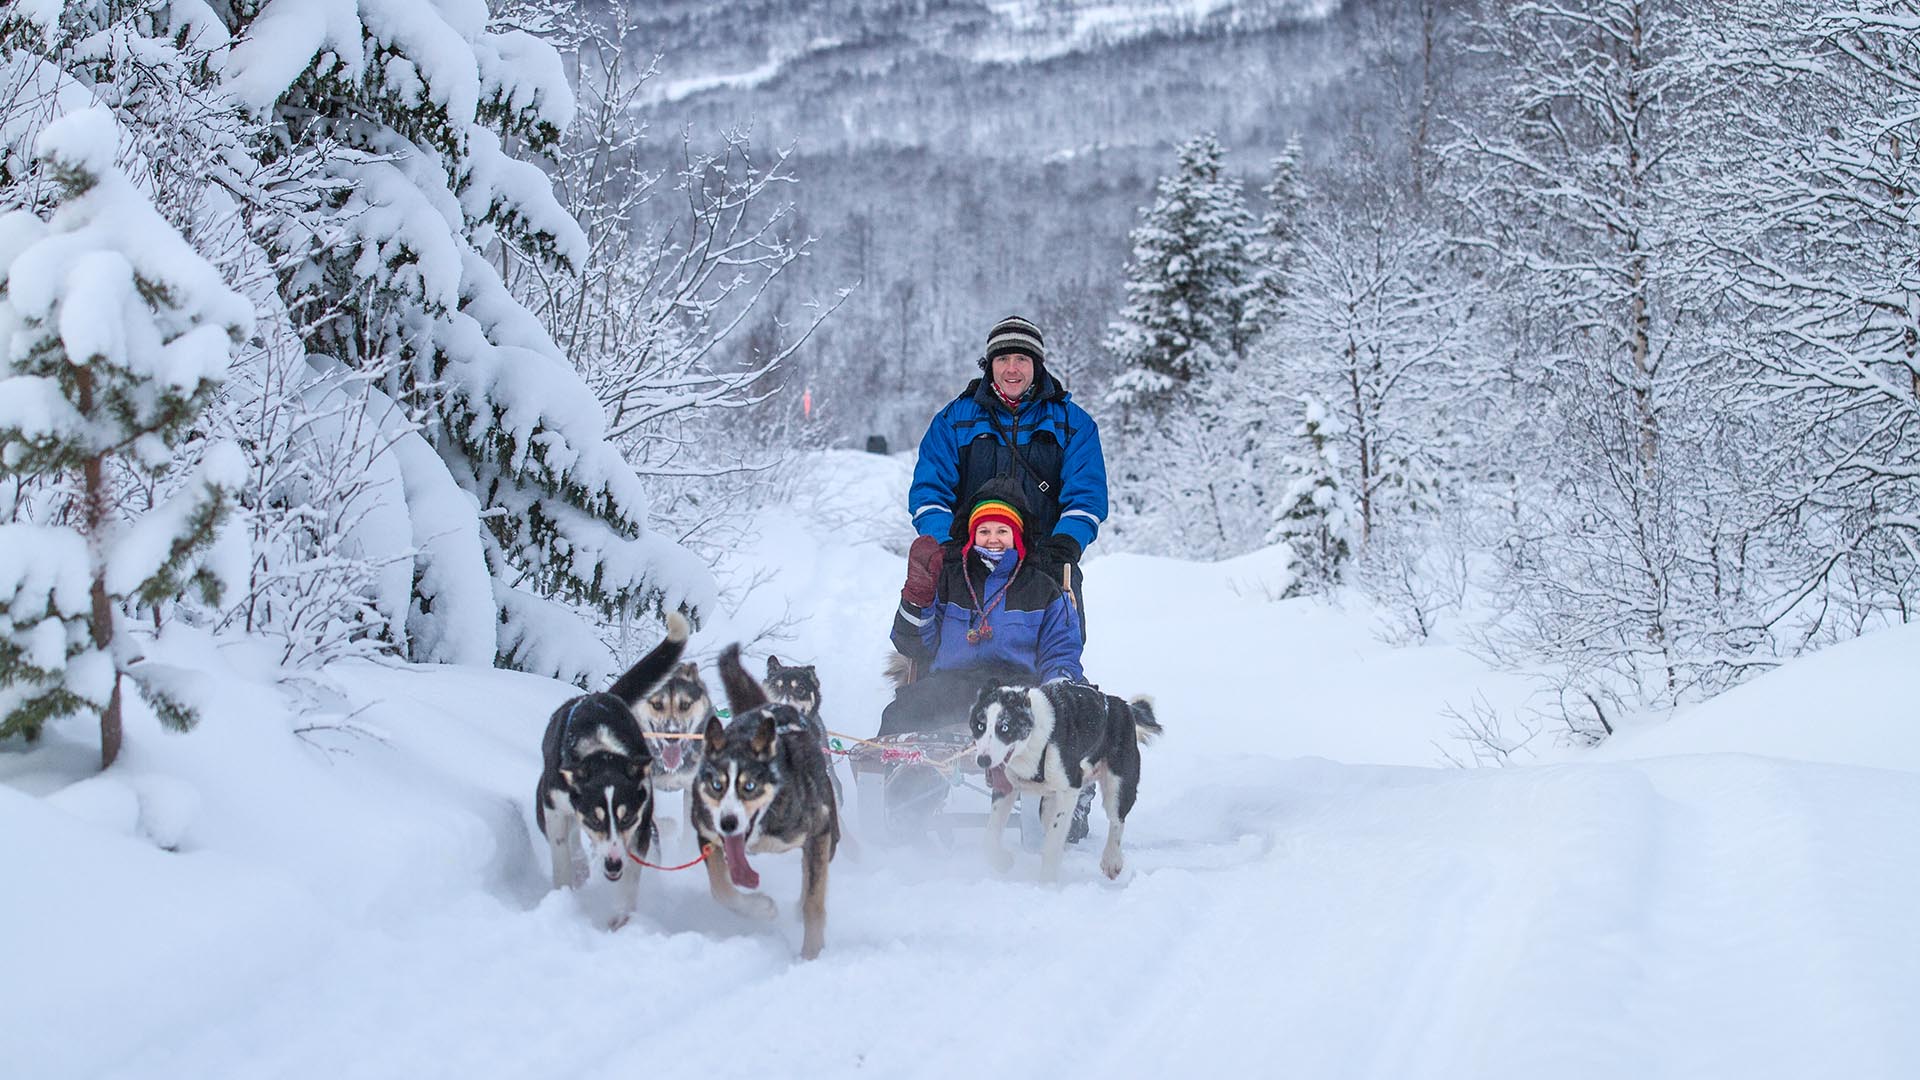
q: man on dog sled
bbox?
[884,314,1110,838]
[899,314,1108,645]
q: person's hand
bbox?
[1036,534,1082,567]
[902,535,944,606]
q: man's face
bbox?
[989,352,1035,400]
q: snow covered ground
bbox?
[4,451,1916,1079]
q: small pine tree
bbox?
[1106,132,1261,415]
[1269,398,1360,596]
[0,108,250,766]
[1254,135,1306,321]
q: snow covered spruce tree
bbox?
[1253,135,1306,321]
[220,0,714,682]
[1106,132,1262,416]
[0,108,251,766]
[1268,397,1360,595]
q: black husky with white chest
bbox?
[535,612,689,924]
[969,680,1163,881]
[692,645,840,960]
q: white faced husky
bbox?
[534,612,688,925]
[968,680,1162,881]
[637,659,715,845]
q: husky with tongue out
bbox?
[638,661,716,844]
[691,644,840,960]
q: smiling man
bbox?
[893,313,1109,841]
[900,315,1107,634]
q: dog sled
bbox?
[838,730,1050,849]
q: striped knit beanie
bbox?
[965,498,1026,560]
[983,315,1044,364]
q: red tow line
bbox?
[628,843,711,872]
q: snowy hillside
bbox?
[4,452,1917,1079]
[636,0,1341,100]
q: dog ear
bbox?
[718,644,770,714]
[702,715,727,754]
[766,655,783,676]
[750,714,777,760]
[678,660,699,679]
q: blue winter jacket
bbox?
[908,371,1108,550]
[922,551,1085,683]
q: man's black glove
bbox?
[1036,534,1082,567]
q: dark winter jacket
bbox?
[908,369,1108,550]
[893,549,1084,683]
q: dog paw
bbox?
[1100,851,1125,880]
[607,912,631,932]
[734,892,778,921]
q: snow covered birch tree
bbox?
[1710,1,1920,635]
[1449,0,1760,705]
[1259,198,1471,544]
[0,108,250,766]
[504,6,841,559]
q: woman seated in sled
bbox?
[880,480,1084,738]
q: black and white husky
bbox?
[692,645,840,960]
[638,660,715,842]
[535,612,689,924]
[969,679,1163,881]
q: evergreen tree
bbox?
[220,0,715,679]
[0,107,250,766]
[1106,132,1260,414]
[1254,135,1306,320]
[1269,397,1360,595]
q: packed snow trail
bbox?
[4,452,1917,1079]
[29,751,1916,1080]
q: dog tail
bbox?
[882,650,917,689]
[718,643,770,715]
[610,611,691,707]
[1129,695,1164,745]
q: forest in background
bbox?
[0,0,1914,768]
